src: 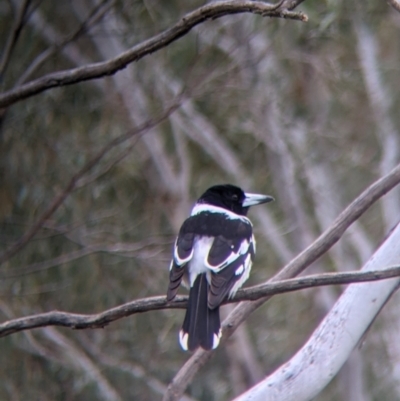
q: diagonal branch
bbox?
[0,1,307,108]
[387,0,400,13]
[235,222,400,401]
[1,265,400,338]
[164,162,400,401]
[78,335,198,401]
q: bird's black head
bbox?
[197,184,274,216]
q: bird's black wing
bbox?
[167,212,254,305]
[208,236,255,309]
[204,218,254,309]
[167,223,195,302]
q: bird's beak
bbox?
[243,193,274,207]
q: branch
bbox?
[0,97,183,266]
[0,295,186,338]
[235,265,400,301]
[164,162,400,401]
[2,238,171,278]
[2,265,400,338]
[235,222,400,401]
[79,335,198,401]
[41,328,122,401]
[387,0,400,13]
[1,248,99,278]
[0,1,307,108]
[16,0,114,85]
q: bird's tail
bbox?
[179,274,221,351]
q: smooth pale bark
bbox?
[235,222,400,401]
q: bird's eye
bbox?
[231,194,239,201]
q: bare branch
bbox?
[387,0,400,12]
[0,295,186,338]
[41,328,122,401]
[2,238,171,278]
[0,96,183,266]
[1,247,100,278]
[74,140,137,189]
[2,265,400,338]
[265,165,400,281]
[16,0,115,85]
[236,264,400,301]
[79,336,198,401]
[235,222,400,401]
[0,1,307,108]
[164,162,400,401]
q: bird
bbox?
[167,184,274,351]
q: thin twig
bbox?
[75,138,139,189]
[0,1,307,108]
[1,248,98,278]
[16,0,114,85]
[2,238,171,278]
[0,96,183,266]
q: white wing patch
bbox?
[235,264,244,276]
[173,240,194,266]
[177,231,254,292]
[229,253,253,298]
[238,239,250,255]
[205,239,250,273]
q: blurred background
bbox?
[1,0,400,400]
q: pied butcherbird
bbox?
[167,184,274,351]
